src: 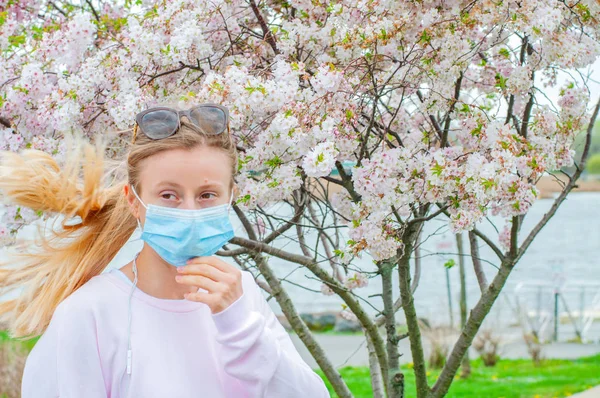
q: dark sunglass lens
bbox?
[189,106,226,135]
[140,110,179,139]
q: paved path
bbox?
[290,333,600,368]
[572,386,600,398]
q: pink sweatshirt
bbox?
[21,269,330,397]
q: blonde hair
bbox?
[0,120,238,337]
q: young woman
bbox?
[0,104,329,397]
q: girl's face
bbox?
[125,145,234,220]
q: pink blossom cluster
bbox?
[339,307,358,322]
[320,284,335,296]
[558,84,590,119]
[344,272,369,290]
[1,204,42,240]
[0,0,598,261]
[0,224,15,246]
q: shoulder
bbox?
[52,272,126,324]
[29,272,124,359]
[22,274,118,396]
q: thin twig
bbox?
[516,98,600,261]
[85,0,100,21]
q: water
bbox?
[3,192,600,337]
[217,191,600,339]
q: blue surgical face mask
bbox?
[131,186,235,267]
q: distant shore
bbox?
[315,174,600,200]
[537,175,600,198]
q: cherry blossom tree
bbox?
[1,1,599,397]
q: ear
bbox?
[123,184,140,219]
[232,183,240,203]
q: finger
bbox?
[187,256,237,273]
[178,262,227,282]
[176,274,223,292]
[184,291,215,305]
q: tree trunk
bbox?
[252,253,353,397]
[380,259,402,396]
[445,268,454,328]
[431,260,515,397]
[456,233,471,379]
[397,226,431,397]
[366,333,386,398]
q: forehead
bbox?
[139,146,231,189]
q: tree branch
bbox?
[520,86,535,138]
[416,90,444,142]
[374,231,422,327]
[457,233,471,379]
[505,94,515,126]
[335,160,362,203]
[308,200,343,281]
[468,231,488,293]
[85,0,100,21]
[408,205,449,226]
[223,247,273,294]
[249,0,280,55]
[229,235,390,392]
[379,258,401,396]
[48,1,67,17]
[441,72,463,147]
[516,97,600,261]
[438,205,504,261]
[431,258,513,397]
[254,252,352,397]
[398,227,430,397]
[366,333,386,398]
[471,227,505,261]
[141,63,200,87]
[0,117,11,129]
[233,208,352,397]
[509,215,519,259]
[221,195,305,256]
[432,100,600,396]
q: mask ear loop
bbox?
[227,189,235,211]
[130,185,148,235]
[131,185,148,210]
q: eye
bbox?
[161,193,178,201]
[200,192,217,200]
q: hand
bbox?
[175,256,243,314]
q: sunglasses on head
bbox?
[133,103,229,141]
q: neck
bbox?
[120,245,196,300]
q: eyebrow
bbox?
[156,181,225,190]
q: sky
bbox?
[538,59,600,109]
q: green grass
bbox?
[317,355,600,398]
[2,330,599,398]
[0,331,39,352]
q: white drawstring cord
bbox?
[120,252,140,397]
[117,251,140,397]
[126,252,139,375]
